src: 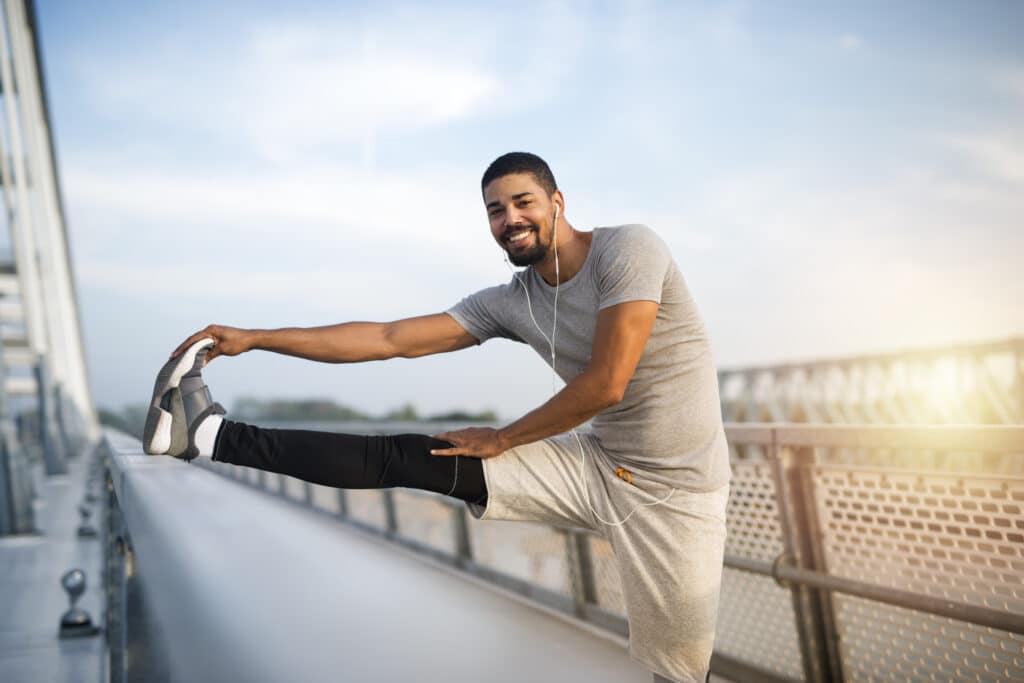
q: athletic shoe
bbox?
[143,337,215,455]
[156,384,226,460]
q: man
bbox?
[145,152,731,683]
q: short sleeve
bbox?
[446,283,522,344]
[595,225,671,310]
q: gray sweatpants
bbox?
[469,432,729,683]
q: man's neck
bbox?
[534,222,592,286]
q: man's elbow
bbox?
[597,384,626,409]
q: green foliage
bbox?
[233,397,369,422]
[426,409,498,422]
[384,403,420,421]
[97,397,501,432]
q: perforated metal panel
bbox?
[310,483,339,514]
[345,489,387,528]
[716,462,805,680]
[393,491,457,555]
[834,596,1024,681]
[282,474,306,500]
[812,465,1024,681]
[467,519,573,597]
[589,536,627,615]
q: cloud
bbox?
[72,5,588,163]
[991,65,1024,100]
[839,33,863,51]
[946,131,1024,186]
[82,31,498,162]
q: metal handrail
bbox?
[101,430,651,682]
[104,424,1024,683]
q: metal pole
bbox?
[382,490,397,536]
[566,530,597,617]
[34,359,66,474]
[1015,343,1024,423]
[452,504,472,568]
[770,438,842,683]
[336,488,348,518]
[724,554,1024,635]
[106,470,127,683]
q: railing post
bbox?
[382,490,397,536]
[105,469,127,683]
[1015,343,1024,423]
[566,530,597,618]
[770,433,844,683]
[303,480,314,505]
[35,361,68,474]
[336,489,348,518]
[452,503,472,567]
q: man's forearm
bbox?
[497,371,620,450]
[249,322,394,363]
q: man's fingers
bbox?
[430,447,464,456]
[171,333,205,358]
[171,328,216,358]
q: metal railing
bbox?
[102,424,1024,682]
[718,337,1024,425]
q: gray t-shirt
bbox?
[447,224,731,492]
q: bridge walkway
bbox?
[0,456,104,683]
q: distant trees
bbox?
[98,398,500,431]
[232,397,499,423]
[234,398,369,422]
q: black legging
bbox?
[212,420,488,507]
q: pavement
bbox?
[0,455,104,683]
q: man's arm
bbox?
[171,313,478,364]
[432,300,658,457]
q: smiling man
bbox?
[145,152,731,683]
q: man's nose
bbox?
[504,206,524,227]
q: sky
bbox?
[30,0,1024,419]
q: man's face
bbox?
[483,173,559,267]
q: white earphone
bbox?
[504,200,676,527]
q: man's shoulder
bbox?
[594,224,669,262]
[457,276,522,308]
[596,223,663,248]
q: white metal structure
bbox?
[0,0,95,437]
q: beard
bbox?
[503,224,550,267]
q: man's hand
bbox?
[431,427,507,459]
[171,325,254,364]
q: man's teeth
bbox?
[508,231,531,243]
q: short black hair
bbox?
[481,152,558,197]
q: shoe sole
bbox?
[143,338,214,454]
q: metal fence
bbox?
[106,424,1024,682]
[718,337,1024,425]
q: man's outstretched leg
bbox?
[143,338,487,506]
[213,423,487,505]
